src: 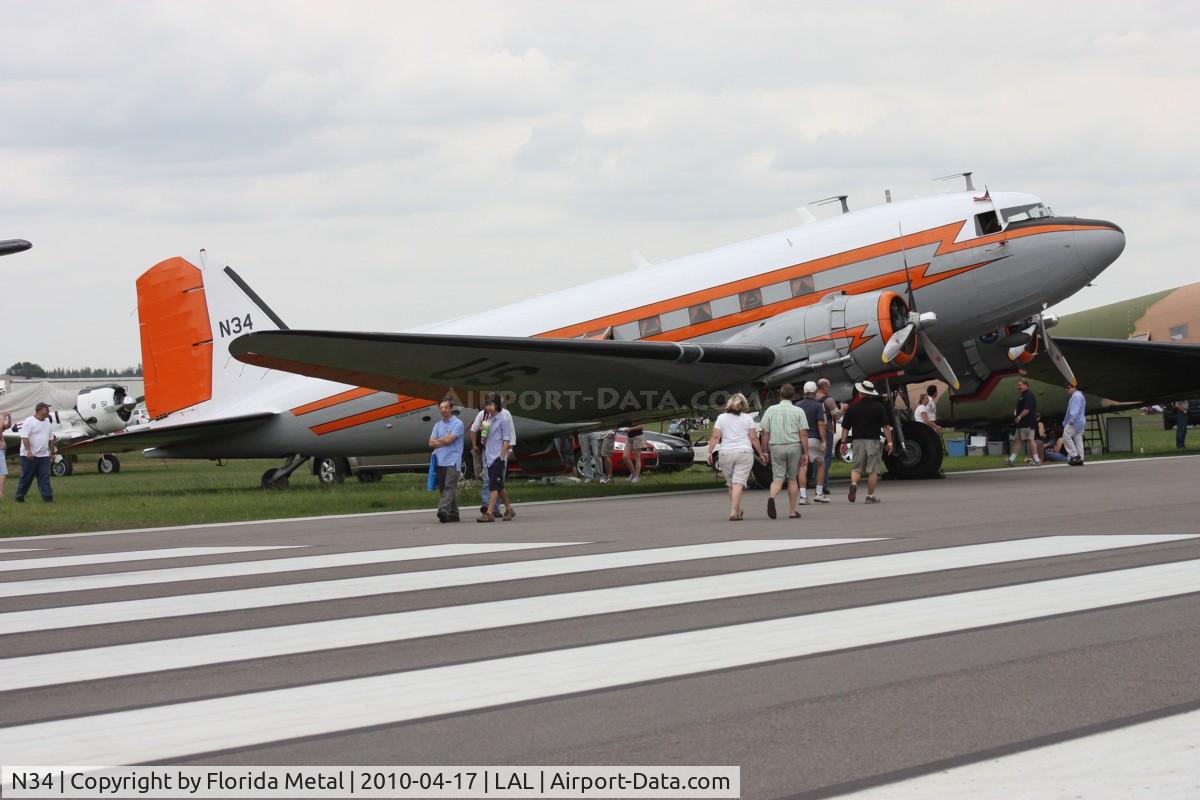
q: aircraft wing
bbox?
[231,331,777,422]
[1025,337,1200,402]
[59,412,278,455]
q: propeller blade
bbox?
[1038,315,1077,387]
[881,323,915,363]
[1007,324,1039,361]
[918,331,960,391]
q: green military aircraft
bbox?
[939,282,1200,432]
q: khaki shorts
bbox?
[1016,427,1036,441]
[720,449,755,487]
[852,438,883,475]
[627,435,646,452]
[807,438,825,463]
[770,443,803,481]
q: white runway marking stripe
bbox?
[0,546,301,573]
[3,559,1198,766]
[1,535,1188,691]
[0,548,43,555]
[0,542,588,598]
[841,707,1200,799]
[0,539,872,635]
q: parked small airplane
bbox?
[75,178,1129,484]
[4,384,138,475]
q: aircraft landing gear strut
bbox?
[261,454,310,490]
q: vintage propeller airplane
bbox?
[75,176,1126,485]
[4,384,140,475]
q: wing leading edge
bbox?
[231,331,777,422]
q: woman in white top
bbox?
[915,389,943,435]
[706,393,768,521]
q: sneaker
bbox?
[445,515,461,523]
[767,497,777,519]
[437,510,448,523]
[813,494,830,504]
[865,495,881,504]
[14,497,24,503]
[476,513,495,523]
[502,507,516,521]
[629,476,640,484]
[599,477,611,485]
[797,497,808,505]
[848,484,857,503]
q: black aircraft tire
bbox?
[749,457,773,490]
[97,455,121,474]
[261,469,290,490]
[885,421,944,479]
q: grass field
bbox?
[1,413,1195,538]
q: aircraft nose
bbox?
[1075,221,1125,279]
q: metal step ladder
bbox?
[1084,413,1107,455]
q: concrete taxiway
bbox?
[1,456,1199,798]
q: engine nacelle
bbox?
[727,290,916,384]
[74,384,134,435]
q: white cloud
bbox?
[1,0,1197,368]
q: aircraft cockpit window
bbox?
[1002,203,1054,223]
[974,210,1002,236]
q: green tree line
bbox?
[6,362,143,379]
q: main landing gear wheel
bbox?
[885,420,944,479]
[97,454,121,474]
[51,456,74,478]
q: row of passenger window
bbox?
[586,274,815,341]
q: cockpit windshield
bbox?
[1001,203,1054,223]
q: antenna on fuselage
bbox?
[934,172,975,192]
[811,195,849,214]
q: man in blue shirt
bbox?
[1062,384,1087,466]
[429,399,465,522]
[478,393,516,523]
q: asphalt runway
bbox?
[2,455,1200,798]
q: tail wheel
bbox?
[97,455,121,474]
[261,469,289,490]
[885,421,943,479]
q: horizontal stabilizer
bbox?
[61,412,276,455]
[231,331,777,421]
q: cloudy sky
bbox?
[2,1,1197,369]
